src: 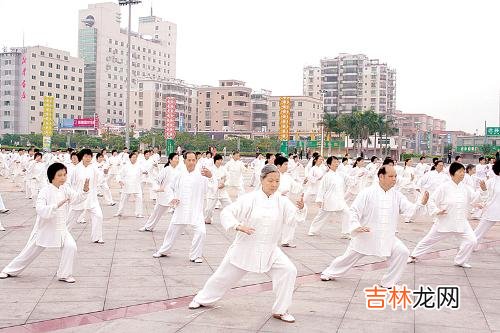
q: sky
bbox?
[1,0,499,134]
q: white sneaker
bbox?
[113,213,122,217]
[108,202,116,206]
[188,300,201,309]
[191,258,203,263]
[272,312,295,323]
[153,252,167,258]
[93,240,105,244]
[138,226,152,232]
[0,272,10,279]
[340,233,351,239]
[307,232,316,236]
[135,215,145,218]
[320,274,333,281]
[58,276,76,283]
[455,263,472,268]
[0,226,5,231]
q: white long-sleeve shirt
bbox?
[33,183,87,247]
[349,184,425,257]
[119,162,145,194]
[70,162,102,210]
[417,170,449,195]
[225,158,246,187]
[220,190,306,273]
[170,170,215,225]
[483,175,500,221]
[153,165,179,206]
[207,165,231,200]
[428,180,483,232]
[316,170,348,211]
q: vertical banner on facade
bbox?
[42,96,54,152]
[164,97,176,154]
[279,96,291,154]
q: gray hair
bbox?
[260,164,279,180]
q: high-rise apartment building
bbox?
[78,2,176,126]
[267,96,323,136]
[196,80,252,133]
[0,46,84,134]
[302,66,321,99]
[318,53,396,115]
[131,78,197,132]
[250,89,271,132]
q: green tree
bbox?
[479,144,495,156]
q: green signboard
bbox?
[486,127,500,136]
[456,145,500,153]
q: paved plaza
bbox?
[0,168,499,332]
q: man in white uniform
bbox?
[320,166,429,288]
[153,152,215,263]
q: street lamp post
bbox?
[118,0,142,149]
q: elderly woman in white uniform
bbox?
[189,164,306,324]
[0,163,89,282]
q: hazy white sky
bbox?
[1,0,499,133]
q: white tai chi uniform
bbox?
[304,164,326,202]
[205,165,232,222]
[322,184,425,287]
[474,175,500,246]
[193,190,306,314]
[96,160,115,205]
[224,158,246,199]
[417,169,449,197]
[308,169,350,236]
[154,169,215,260]
[278,172,303,245]
[1,184,87,278]
[116,162,146,217]
[411,180,484,265]
[29,161,47,207]
[143,165,179,231]
[67,162,104,242]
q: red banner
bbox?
[164,97,176,139]
[74,115,99,128]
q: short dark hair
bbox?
[382,158,394,166]
[353,157,363,168]
[493,160,500,176]
[479,156,485,163]
[128,151,137,159]
[432,157,439,163]
[327,156,338,165]
[341,157,348,163]
[34,152,42,160]
[70,152,78,158]
[213,154,223,163]
[454,156,461,161]
[378,165,390,177]
[466,164,476,173]
[96,152,103,159]
[274,156,288,167]
[78,149,93,160]
[184,151,196,159]
[404,158,411,166]
[256,152,262,158]
[449,162,465,176]
[206,151,212,157]
[47,162,67,183]
[419,156,425,161]
[112,149,117,154]
[370,156,378,162]
[232,150,240,155]
[166,152,177,167]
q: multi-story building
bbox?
[267,96,323,137]
[131,78,197,132]
[0,46,84,134]
[196,80,252,132]
[318,53,396,115]
[78,2,176,126]
[250,89,271,132]
[302,66,321,99]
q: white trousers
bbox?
[98,182,114,205]
[144,203,169,230]
[474,218,498,246]
[117,192,143,216]
[411,223,477,265]
[226,186,245,201]
[157,223,206,260]
[67,206,104,242]
[194,250,297,314]
[322,238,410,288]
[205,197,231,221]
[1,232,77,279]
[24,179,32,199]
[0,193,6,211]
[308,208,349,235]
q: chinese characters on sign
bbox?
[486,127,500,136]
[364,285,460,311]
[20,54,27,100]
[164,97,176,154]
[42,96,55,152]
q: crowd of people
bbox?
[0,146,498,323]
